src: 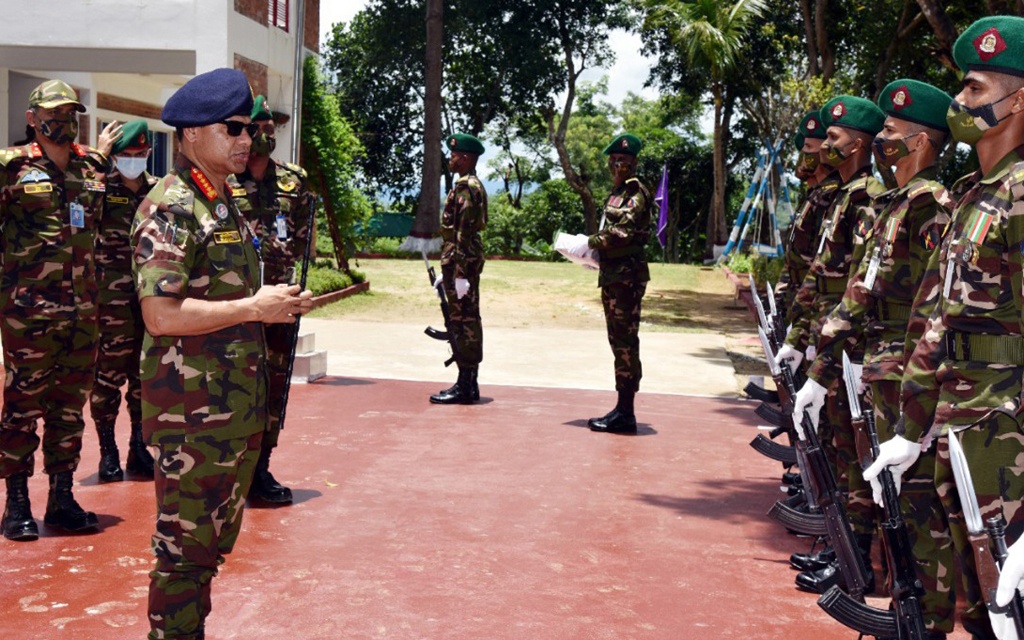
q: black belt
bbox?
[815,275,847,295]
[602,245,643,259]
[944,330,1024,365]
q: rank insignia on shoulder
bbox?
[106,195,130,205]
[231,187,247,198]
[278,180,296,192]
[19,169,50,184]
[213,230,242,244]
[23,182,53,194]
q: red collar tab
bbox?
[190,166,219,201]
[70,142,88,157]
[27,142,42,158]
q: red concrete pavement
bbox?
[0,378,968,639]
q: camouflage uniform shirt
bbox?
[131,155,267,445]
[0,142,107,318]
[228,161,313,285]
[777,171,841,312]
[98,171,157,307]
[440,171,488,278]
[589,177,652,287]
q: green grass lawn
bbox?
[310,258,753,335]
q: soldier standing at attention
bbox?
[228,95,313,504]
[430,133,488,405]
[866,16,1024,639]
[92,119,157,483]
[585,133,652,434]
[777,110,833,316]
[132,68,312,639]
[795,79,956,637]
[0,79,110,541]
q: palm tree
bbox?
[643,0,767,259]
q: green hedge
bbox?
[304,260,366,296]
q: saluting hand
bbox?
[253,284,314,324]
[98,120,123,158]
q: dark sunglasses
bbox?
[218,120,260,138]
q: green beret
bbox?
[603,133,643,156]
[821,95,886,136]
[954,16,1024,78]
[794,110,826,150]
[446,133,485,155]
[252,95,273,121]
[112,120,150,154]
[29,79,85,112]
[877,79,952,132]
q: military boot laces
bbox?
[2,474,39,541]
[250,450,292,504]
[429,369,475,405]
[125,424,155,478]
[96,423,123,483]
[44,471,99,532]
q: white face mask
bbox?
[115,156,147,180]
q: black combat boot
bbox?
[467,368,480,402]
[588,389,637,433]
[96,423,123,483]
[44,471,99,532]
[429,367,475,405]
[2,474,39,541]
[790,544,834,572]
[125,423,155,478]
[249,447,292,504]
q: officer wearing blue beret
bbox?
[132,68,314,640]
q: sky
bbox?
[318,1,661,107]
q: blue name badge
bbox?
[69,202,85,228]
[276,213,288,240]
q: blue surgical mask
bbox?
[115,156,147,180]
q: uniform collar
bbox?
[979,147,1024,185]
[174,153,223,201]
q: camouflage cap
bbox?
[954,15,1024,78]
[28,79,86,112]
[251,95,273,121]
[112,119,151,154]
[603,133,643,156]
[821,95,886,136]
[447,133,485,155]
[878,79,952,132]
[794,110,826,150]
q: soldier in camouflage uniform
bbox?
[585,133,652,435]
[429,133,488,405]
[776,95,887,594]
[776,110,833,316]
[91,119,158,483]
[0,79,108,541]
[796,80,955,637]
[867,17,1024,640]
[228,96,314,504]
[133,69,312,640]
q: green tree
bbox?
[639,0,768,259]
[301,56,369,276]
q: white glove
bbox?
[792,378,827,439]
[433,274,443,289]
[851,362,865,395]
[455,278,470,299]
[996,536,1024,610]
[989,609,1021,640]
[863,434,921,505]
[805,345,817,362]
[774,343,804,370]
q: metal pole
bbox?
[290,0,308,165]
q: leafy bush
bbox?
[751,255,784,288]
[302,259,366,296]
[725,252,752,274]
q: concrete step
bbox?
[291,349,327,383]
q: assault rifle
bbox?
[759,332,871,597]
[278,196,317,433]
[818,352,929,639]
[949,430,1024,639]
[748,282,798,466]
[422,252,458,367]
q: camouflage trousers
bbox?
[870,380,956,634]
[601,280,646,393]
[441,263,483,368]
[89,301,144,430]
[263,322,298,450]
[823,377,875,536]
[148,430,262,640]
[0,313,98,477]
